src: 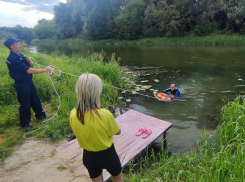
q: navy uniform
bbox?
[4,38,46,127]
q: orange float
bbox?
[157,93,174,101]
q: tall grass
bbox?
[135,34,245,45]
[33,34,245,46]
[32,38,128,46]
[0,41,131,162]
[124,96,245,181]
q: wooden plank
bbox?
[55,109,172,181]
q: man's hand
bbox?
[44,66,53,73]
[26,57,34,67]
[26,57,31,62]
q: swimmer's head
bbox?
[170,84,176,91]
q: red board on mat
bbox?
[55,109,172,181]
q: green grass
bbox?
[123,96,245,181]
[0,41,132,163]
[134,34,245,45]
[33,34,245,46]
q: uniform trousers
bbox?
[14,80,46,127]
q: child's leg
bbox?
[92,174,103,182]
[112,171,124,182]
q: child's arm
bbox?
[115,129,121,135]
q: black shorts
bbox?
[83,144,122,179]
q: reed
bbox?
[33,34,245,46]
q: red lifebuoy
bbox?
[157,93,174,101]
[157,93,169,100]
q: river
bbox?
[27,43,245,153]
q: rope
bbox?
[34,58,156,99]
[23,58,61,139]
[23,57,158,139]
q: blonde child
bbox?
[70,73,124,182]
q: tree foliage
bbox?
[0,26,34,44]
[33,19,56,39]
[31,0,245,40]
[115,0,146,40]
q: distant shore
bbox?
[32,34,245,46]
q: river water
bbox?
[27,44,245,153]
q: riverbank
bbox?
[0,41,131,162]
[123,96,245,181]
[32,34,245,46]
[1,96,244,181]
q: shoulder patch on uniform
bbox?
[6,60,11,64]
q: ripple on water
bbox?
[187,116,198,120]
[221,90,232,93]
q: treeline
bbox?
[0,26,34,44]
[33,0,245,40]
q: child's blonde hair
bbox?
[76,72,102,124]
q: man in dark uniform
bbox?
[164,84,180,100]
[4,37,53,128]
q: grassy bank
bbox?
[0,41,131,163]
[33,34,245,46]
[124,96,245,181]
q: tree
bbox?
[82,0,127,40]
[143,5,163,37]
[193,0,221,35]
[85,0,110,40]
[39,0,245,39]
[115,0,146,40]
[69,0,86,37]
[9,26,34,44]
[218,0,245,32]
[154,0,194,37]
[0,29,17,39]
[33,19,56,39]
[54,2,73,38]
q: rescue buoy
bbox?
[157,93,174,101]
[157,93,168,100]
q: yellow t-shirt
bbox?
[69,108,120,152]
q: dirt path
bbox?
[0,140,90,182]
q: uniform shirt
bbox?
[163,88,180,99]
[6,52,32,82]
[70,108,120,152]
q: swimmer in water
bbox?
[163,84,180,100]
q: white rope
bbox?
[23,58,61,139]
[35,58,157,99]
[22,57,163,139]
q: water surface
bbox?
[28,44,245,153]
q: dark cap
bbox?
[4,37,21,49]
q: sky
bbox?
[0,0,67,28]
